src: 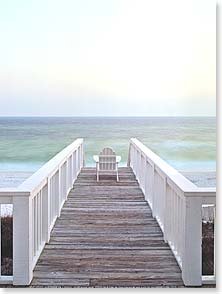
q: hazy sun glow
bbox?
[0,0,216,116]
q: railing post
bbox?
[182,195,202,286]
[13,194,33,285]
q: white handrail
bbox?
[0,138,84,285]
[128,138,216,286]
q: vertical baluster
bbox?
[64,161,67,197]
[178,196,182,259]
[81,143,84,167]
[67,158,69,191]
[37,193,40,251]
[63,163,65,201]
[40,190,42,245]
[55,171,60,217]
[34,196,37,255]
[158,174,161,223]
[177,195,180,254]
[131,145,134,169]
[144,159,148,201]
[76,149,79,175]
[73,151,77,181]
[51,175,54,223]
[136,149,139,180]
[148,161,152,207]
[71,154,74,185]
[50,177,52,224]
[53,174,56,220]
[132,144,134,169]
[59,166,62,211]
[159,174,162,224]
[33,198,36,255]
[68,157,71,190]
[163,181,169,242]
[171,189,174,245]
[172,191,176,250]
[171,190,174,243]
[78,146,81,173]
[61,163,64,201]
[175,193,178,253]
[175,192,178,251]
[61,164,64,201]
[42,183,50,243]
[53,174,56,221]
[130,145,133,169]
[141,155,145,192]
[161,174,165,228]
[166,185,171,242]
[32,199,35,258]
[135,149,138,177]
[180,196,184,262]
[70,156,73,186]
[64,162,67,199]
[139,152,142,184]
[81,144,83,169]
[138,152,140,183]
[155,172,158,219]
[152,167,157,218]
[139,154,142,188]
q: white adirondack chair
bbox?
[93,147,121,182]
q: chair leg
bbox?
[116,169,119,182]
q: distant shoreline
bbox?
[0,115,217,118]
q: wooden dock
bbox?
[31,167,183,287]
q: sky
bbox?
[0,0,216,116]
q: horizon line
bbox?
[0,115,216,118]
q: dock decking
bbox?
[31,167,183,287]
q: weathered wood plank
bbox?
[31,167,183,287]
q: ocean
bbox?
[0,117,216,188]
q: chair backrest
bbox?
[99,147,117,171]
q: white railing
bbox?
[128,138,216,286]
[0,138,84,285]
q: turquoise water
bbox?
[0,117,216,177]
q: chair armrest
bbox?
[116,156,121,163]
[93,155,99,163]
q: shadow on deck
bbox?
[31,167,183,287]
